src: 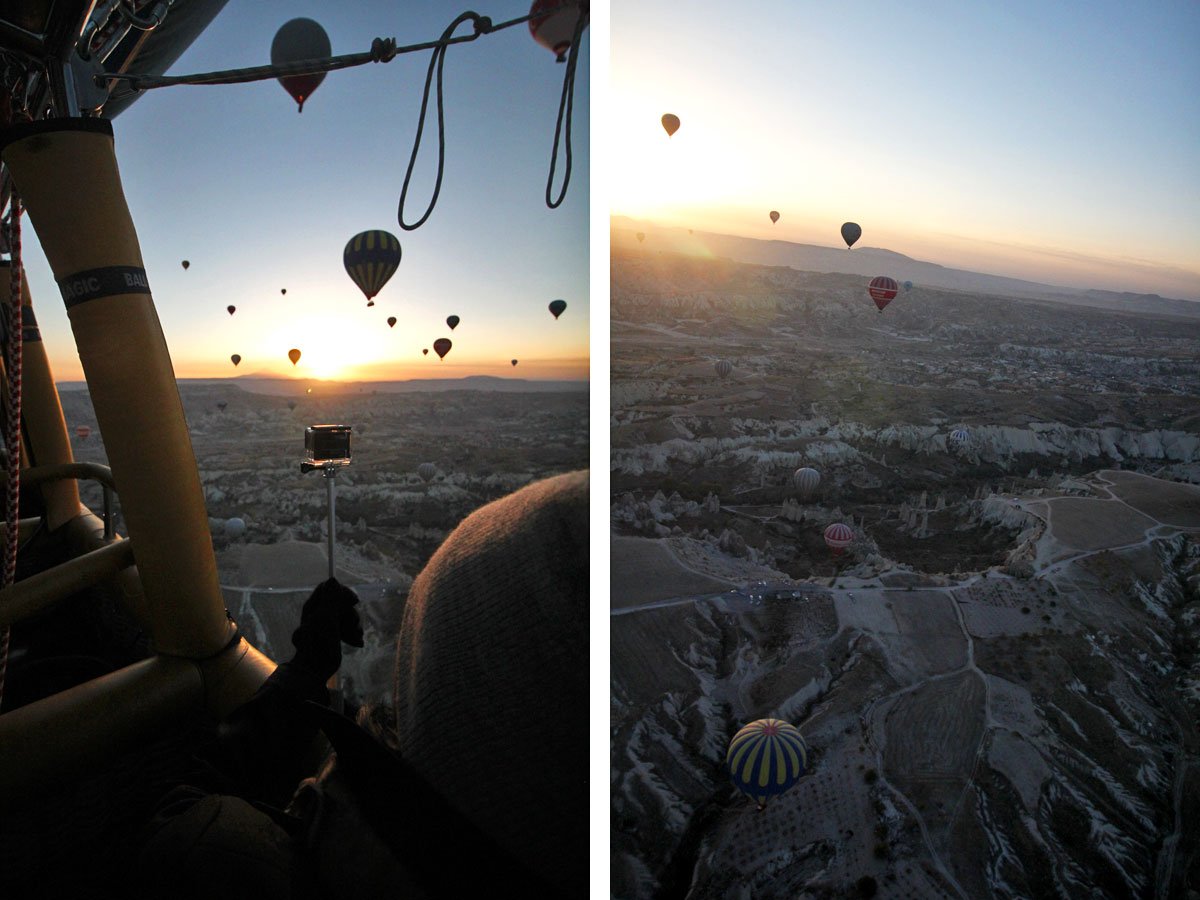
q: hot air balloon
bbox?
[446,315,460,330]
[344,230,402,301]
[181,260,190,270]
[225,517,246,539]
[288,348,301,366]
[529,0,586,62]
[418,462,437,483]
[288,400,297,411]
[726,719,808,809]
[903,281,913,293]
[226,305,236,316]
[271,18,331,112]
[548,299,567,319]
[636,232,645,243]
[511,359,518,367]
[714,359,732,378]
[433,338,452,360]
[387,317,397,328]
[422,348,429,356]
[824,523,854,555]
[217,402,227,412]
[661,113,680,137]
[867,276,899,312]
[793,467,820,499]
[949,427,971,449]
[841,222,861,248]
[769,211,780,224]
[74,425,91,441]
[281,288,287,295]
[230,354,241,367]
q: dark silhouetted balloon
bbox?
[288,348,301,366]
[344,230,402,301]
[529,0,586,62]
[511,359,518,367]
[548,299,567,319]
[433,338,452,359]
[446,315,460,330]
[824,522,854,555]
[422,348,429,356]
[769,210,780,224]
[387,317,397,328]
[271,18,331,112]
[661,113,680,137]
[281,288,287,295]
[715,359,732,378]
[217,402,227,412]
[868,276,898,312]
[231,354,241,367]
[226,305,236,316]
[841,222,861,248]
[181,260,190,270]
[288,400,297,411]
[418,462,437,483]
[726,719,808,809]
[793,467,820,499]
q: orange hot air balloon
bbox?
[271,18,331,112]
[288,348,301,366]
[231,354,241,367]
[387,317,397,328]
[433,339,452,360]
[661,113,680,137]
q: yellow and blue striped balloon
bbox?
[726,718,808,807]
[344,230,402,301]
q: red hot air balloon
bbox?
[227,305,236,316]
[548,299,567,319]
[271,18,332,113]
[433,338,452,360]
[769,211,780,224]
[231,354,242,367]
[446,315,460,330]
[288,348,301,366]
[868,276,899,312]
[387,317,397,328]
[529,0,586,63]
[74,425,91,441]
[661,113,680,137]
[824,523,854,555]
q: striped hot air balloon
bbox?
[714,359,732,378]
[418,462,437,483]
[867,276,898,312]
[726,718,808,809]
[344,230,402,301]
[824,522,854,555]
[949,427,971,449]
[793,467,820,499]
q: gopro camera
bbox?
[303,424,352,470]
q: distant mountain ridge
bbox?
[612,216,1200,319]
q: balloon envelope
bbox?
[417,462,437,483]
[422,348,429,356]
[636,232,645,243]
[288,348,301,366]
[226,305,236,316]
[661,113,680,137]
[181,260,189,270]
[433,338,452,359]
[230,354,241,367]
[868,276,899,312]
[446,315,460,330]
[511,359,518,366]
[714,359,732,378]
[841,222,862,248]
[387,317,397,328]
[344,230,402,301]
[793,467,820,498]
[288,400,297,410]
[903,280,913,292]
[824,523,854,554]
[225,517,246,539]
[769,210,780,224]
[271,18,331,112]
[281,288,287,295]
[548,299,567,319]
[726,719,808,806]
[528,0,585,62]
[949,428,971,448]
[74,425,91,440]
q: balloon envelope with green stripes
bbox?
[726,718,808,808]
[344,230,402,301]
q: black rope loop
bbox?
[397,11,490,232]
[544,10,586,209]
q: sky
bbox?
[610,0,1200,299]
[19,0,589,381]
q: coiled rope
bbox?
[100,4,587,224]
[0,195,21,711]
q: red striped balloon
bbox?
[824,522,854,554]
[868,276,898,312]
